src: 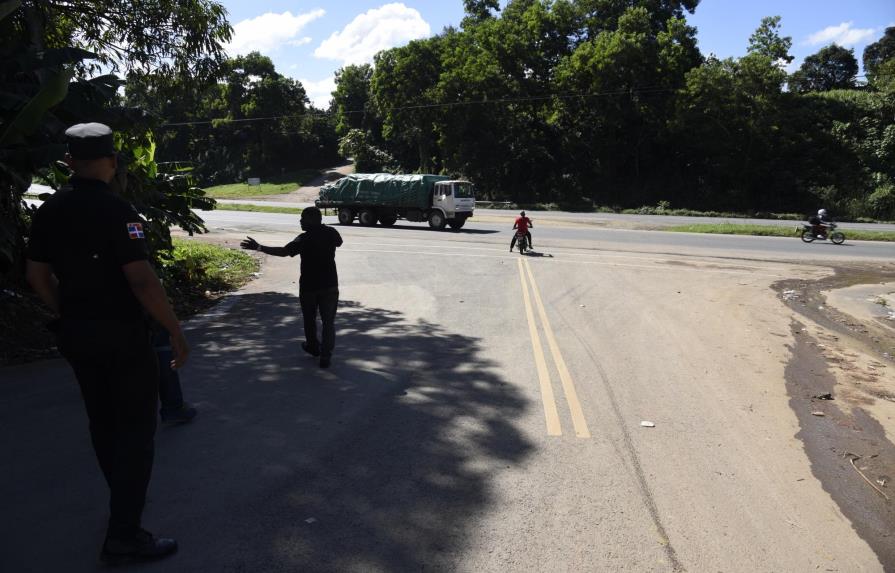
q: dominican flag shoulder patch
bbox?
[127,222,145,239]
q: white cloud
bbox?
[298,76,337,109]
[314,3,431,65]
[804,22,876,47]
[288,37,313,47]
[226,9,325,56]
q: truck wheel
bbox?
[448,217,466,230]
[379,214,398,227]
[359,209,378,226]
[428,210,446,230]
[337,208,354,225]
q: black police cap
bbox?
[65,122,115,159]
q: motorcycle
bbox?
[515,230,529,254]
[800,222,845,245]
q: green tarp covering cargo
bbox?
[316,173,475,231]
[318,174,449,208]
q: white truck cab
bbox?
[433,180,475,229]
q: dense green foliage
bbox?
[163,238,260,316]
[126,52,341,186]
[0,0,231,281]
[329,1,894,219]
[790,45,858,93]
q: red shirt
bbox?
[514,216,531,233]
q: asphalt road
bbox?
[2,209,893,571]
[200,208,895,262]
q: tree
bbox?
[747,15,793,64]
[1,0,231,276]
[372,36,445,172]
[863,27,895,89]
[789,44,858,93]
[127,52,339,185]
[553,6,700,206]
[462,0,500,25]
[331,64,378,137]
[338,129,393,172]
[12,0,231,82]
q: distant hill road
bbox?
[271,160,355,203]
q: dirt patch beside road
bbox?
[775,263,895,567]
[244,161,355,203]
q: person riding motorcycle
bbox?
[510,211,533,251]
[808,208,833,238]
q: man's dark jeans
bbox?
[300,287,339,358]
[56,318,158,540]
[152,329,184,415]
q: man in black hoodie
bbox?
[241,207,343,368]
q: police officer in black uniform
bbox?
[26,123,188,563]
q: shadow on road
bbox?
[150,292,532,571]
[1,291,532,571]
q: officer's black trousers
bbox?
[56,318,158,540]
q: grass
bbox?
[211,203,303,215]
[167,238,260,291]
[203,169,320,198]
[666,223,895,241]
[1,239,260,366]
[162,239,260,317]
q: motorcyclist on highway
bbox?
[510,211,533,251]
[808,208,833,238]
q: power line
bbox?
[159,86,674,127]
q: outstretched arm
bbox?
[240,236,291,256]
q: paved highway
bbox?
[199,207,895,262]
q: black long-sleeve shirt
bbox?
[283,225,343,292]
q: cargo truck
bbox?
[315,173,475,230]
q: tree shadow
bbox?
[149,292,533,572]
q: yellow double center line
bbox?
[518,258,591,438]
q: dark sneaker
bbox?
[320,356,331,368]
[161,404,198,424]
[302,342,321,357]
[101,529,178,564]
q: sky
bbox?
[217,0,895,108]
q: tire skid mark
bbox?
[551,300,685,571]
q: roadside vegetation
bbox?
[212,203,304,215]
[160,239,259,317]
[0,239,256,366]
[333,11,895,222]
[667,223,895,241]
[203,170,320,198]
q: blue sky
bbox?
[218,0,895,108]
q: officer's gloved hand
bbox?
[240,236,259,251]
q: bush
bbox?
[159,239,259,316]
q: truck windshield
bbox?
[454,183,474,199]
